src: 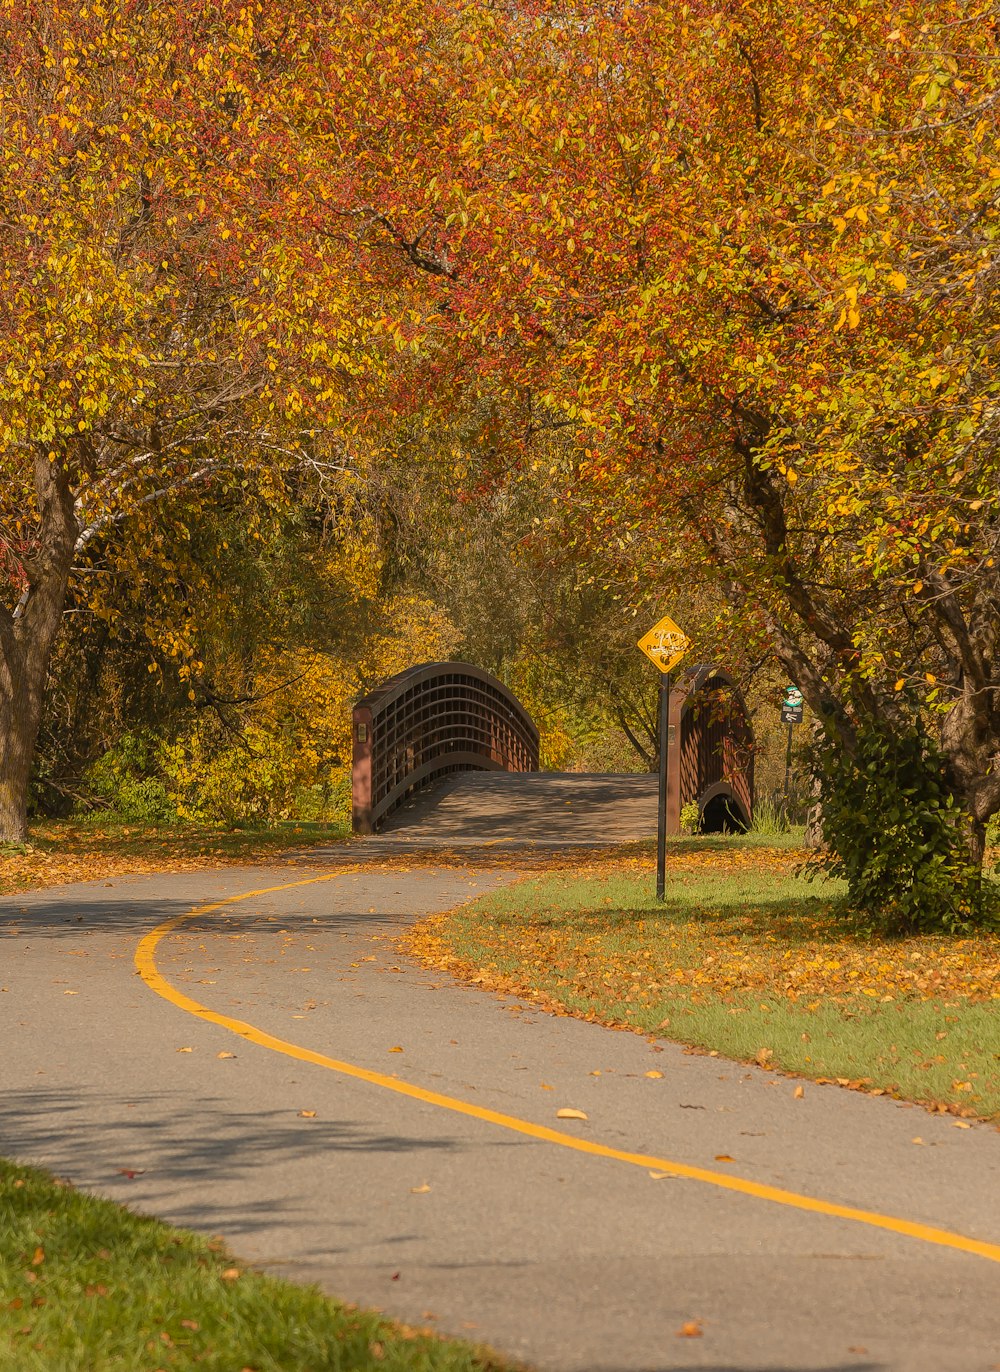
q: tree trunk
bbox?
[0,449,78,844]
[0,646,44,843]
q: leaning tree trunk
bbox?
[0,450,78,844]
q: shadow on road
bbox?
[0,1084,512,1247]
[0,884,422,942]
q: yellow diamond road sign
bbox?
[637,615,690,674]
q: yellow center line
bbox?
[135,873,1000,1266]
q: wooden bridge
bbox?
[351,660,753,847]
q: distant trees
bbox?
[0,0,377,839]
[338,0,1000,884]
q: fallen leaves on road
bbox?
[410,1183,431,1194]
[676,1320,703,1338]
[297,1110,316,1119]
[556,1108,588,1121]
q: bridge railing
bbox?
[352,661,540,833]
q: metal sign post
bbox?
[637,615,690,903]
[780,686,804,805]
[656,672,671,901]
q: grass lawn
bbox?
[0,1159,512,1372]
[403,842,1000,1120]
[0,818,352,897]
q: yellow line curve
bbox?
[134,873,1000,1266]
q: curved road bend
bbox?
[2,864,999,1372]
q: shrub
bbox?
[81,732,178,824]
[748,794,793,837]
[810,717,997,935]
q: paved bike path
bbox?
[2,865,999,1371]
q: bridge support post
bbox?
[352,705,374,835]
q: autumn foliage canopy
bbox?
[2,0,999,893]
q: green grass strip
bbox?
[0,1160,513,1372]
[437,864,1000,1118]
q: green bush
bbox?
[81,732,178,824]
[811,717,996,935]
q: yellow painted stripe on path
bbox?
[135,874,1000,1266]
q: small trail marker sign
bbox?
[780,686,804,725]
[637,615,691,675]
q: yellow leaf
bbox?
[388,1045,403,1053]
[298,1109,317,1118]
[714,1154,735,1163]
[913,581,923,594]
[847,307,860,329]
[889,270,906,291]
[410,1182,432,1193]
[217,1051,236,1059]
[786,468,798,485]
[220,1268,240,1281]
[793,1084,805,1099]
[676,1321,703,1338]
[894,678,905,691]
[645,1070,663,1079]
[556,1107,588,1120]
[648,1170,671,1179]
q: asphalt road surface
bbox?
[2,863,999,1372]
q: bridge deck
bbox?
[369,771,657,850]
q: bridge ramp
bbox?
[374,771,657,849]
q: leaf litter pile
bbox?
[403,846,1000,1121]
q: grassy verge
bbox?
[0,1159,513,1372]
[0,819,352,896]
[403,844,1000,1120]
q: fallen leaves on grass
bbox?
[402,851,1000,1011]
[400,848,1000,1121]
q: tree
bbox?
[0,0,382,841]
[335,0,1000,874]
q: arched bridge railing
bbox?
[352,661,540,834]
[668,664,754,832]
